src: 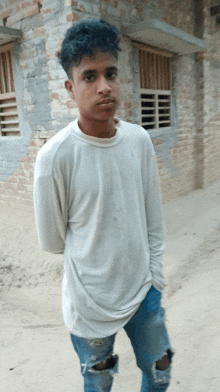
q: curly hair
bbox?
[57,19,122,79]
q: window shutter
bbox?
[0,44,19,137]
[138,45,172,130]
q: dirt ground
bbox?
[1,183,220,391]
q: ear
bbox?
[65,79,75,99]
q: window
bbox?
[137,44,172,130]
[0,43,19,137]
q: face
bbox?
[65,51,121,124]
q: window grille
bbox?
[0,43,19,137]
[138,45,172,130]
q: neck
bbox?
[78,117,117,139]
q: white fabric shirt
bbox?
[33,117,166,338]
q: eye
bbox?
[106,71,117,80]
[85,75,95,82]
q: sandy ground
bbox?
[1,180,220,392]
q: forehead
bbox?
[75,51,118,74]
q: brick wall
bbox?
[158,0,195,35]
[0,0,220,208]
[0,134,45,208]
[202,2,220,187]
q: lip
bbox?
[98,101,115,109]
[99,102,115,107]
[97,99,115,105]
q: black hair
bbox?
[57,19,122,79]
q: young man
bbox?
[33,19,174,392]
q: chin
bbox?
[89,113,116,123]
[97,116,116,123]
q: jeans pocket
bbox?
[142,285,161,312]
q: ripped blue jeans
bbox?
[70,285,174,392]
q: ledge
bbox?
[0,25,22,45]
[121,19,208,54]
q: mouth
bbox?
[97,100,116,108]
[99,102,115,107]
[97,99,115,105]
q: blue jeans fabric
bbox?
[70,285,174,392]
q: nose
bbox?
[97,76,111,94]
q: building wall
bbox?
[202,2,220,187]
[158,0,195,35]
[0,0,220,207]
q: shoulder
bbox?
[119,119,153,146]
[34,121,75,177]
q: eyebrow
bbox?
[81,66,118,77]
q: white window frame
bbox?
[140,89,171,129]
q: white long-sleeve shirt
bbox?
[33,117,166,338]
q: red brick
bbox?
[7,11,23,24]
[6,177,18,183]
[15,190,33,199]
[30,139,37,147]
[22,199,34,206]
[66,13,74,22]
[10,169,23,177]
[27,146,39,155]
[18,177,33,186]
[0,187,7,195]
[8,3,39,23]
[65,100,77,109]
[16,1,32,11]
[0,195,17,205]
[20,162,35,170]
[1,193,33,206]
[1,182,14,190]
[41,8,51,14]
[24,4,39,17]
[19,63,29,70]
[34,27,46,37]
[21,169,34,178]
[49,92,59,100]
[0,8,12,19]
[15,182,28,191]
[8,4,40,25]
[33,139,45,147]
[123,101,132,109]
[20,49,36,61]
[152,139,163,146]
[20,156,36,163]
[66,12,80,22]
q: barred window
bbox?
[138,45,172,130]
[0,43,19,137]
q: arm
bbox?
[33,153,67,254]
[145,136,166,292]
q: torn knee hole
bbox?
[92,356,115,371]
[155,351,170,371]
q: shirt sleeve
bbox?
[33,155,68,254]
[144,135,166,292]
